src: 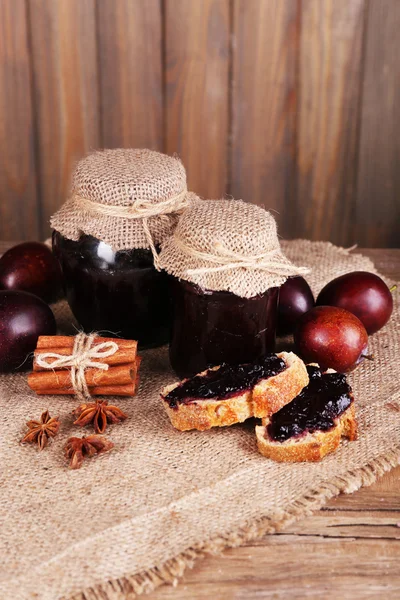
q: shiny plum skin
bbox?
[294,305,368,372]
[0,241,63,303]
[277,276,315,335]
[316,271,393,335]
[0,290,56,372]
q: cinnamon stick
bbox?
[28,362,137,392]
[35,362,140,396]
[35,383,138,397]
[36,335,137,352]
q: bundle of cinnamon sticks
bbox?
[28,336,141,397]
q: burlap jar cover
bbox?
[50,148,198,267]
[0,240,399,600]
[159,198,309,296]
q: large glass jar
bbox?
[50,148,196,347]
[53,232,170,348]
[169,278,279,378]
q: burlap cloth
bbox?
[50,149,198,252]
[159,199,309,297]
[0,240,399,600]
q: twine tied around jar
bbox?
[174,238,311,278]
[35,332,119,401]
[73,188,189,270]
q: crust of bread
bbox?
[161,352,309,432]
[256,400,357,462]
[252,352,309,418]
[162,389,253,432]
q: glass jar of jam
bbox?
[169,278,279,378]
[159,199,308,377]
[50,148,196,348]
[53,232,170,348]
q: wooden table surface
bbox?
[148,248,400,600]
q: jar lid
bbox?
[159,199,310,298]
[50,149,198,256]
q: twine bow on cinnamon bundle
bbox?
[28,333,141,399]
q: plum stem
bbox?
[390,284,397,293]
[362,353,374,361]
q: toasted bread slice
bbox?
[252,352,308,418]
[161,352,309,432]
[256,365,358,462]
[256,403,357,462]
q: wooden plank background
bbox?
[0,0,399,247]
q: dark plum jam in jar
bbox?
[169,278,279,379]
[267,365,353,442]
[53,231,171,348]
[159,199,305,378]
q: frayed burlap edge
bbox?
[68,446,400,600]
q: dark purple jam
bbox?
[267,365,352,442]
[52,232,171,349]
[169,278,279,378]
[165,354,286,408]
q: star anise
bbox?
[73,399,127,433]
[21,410,60,450]
[64,435,114,469]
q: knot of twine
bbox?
[35,332,119,401]
[174,238,311,278]
[74,188,189,270]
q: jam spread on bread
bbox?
[267,365,352,442]
[165,354,286,408]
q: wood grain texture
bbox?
[165,0,230,198]
[329,459,400,511]
[97,0,163,150]
[0,0,39,240]
[231,0,298,237]
[1,1,399,246]
[282,509,400,539]
[28,0,100,238]
[356,0,400,248]
[295,0,366,246]
[149,541,400,599]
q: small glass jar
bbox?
[169,279,279,378]
[53,232,170,348]
[159,198,307,378]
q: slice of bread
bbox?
[252,352,308,418]
[256,370,358,462]
[161,352,309,432]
